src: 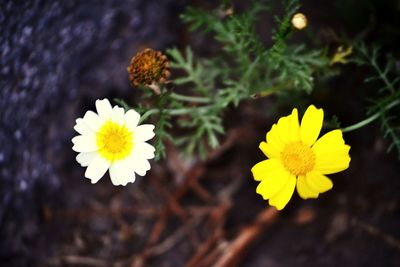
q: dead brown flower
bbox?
[127,48,170,90]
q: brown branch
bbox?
[185,230,223,267]
[185,202,231,267]
[190,178,214,202]
[131,128,243,267]
[206,128,242,161]
[51,255,109,267]
[352,217,400,250]
[212,207,279,267]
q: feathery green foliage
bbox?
[121,0,333,159]
[342,43,400,157]
[357,44,400,157]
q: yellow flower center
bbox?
[281,141,315,176]
[96,120,133,162]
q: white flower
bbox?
[72,98,155,186]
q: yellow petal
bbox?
[296,175,319,199]
[256,164,291,200]
[312,130,351,174]
[269,175,296,210]
[266,124,281,144]
[251,159,282,181]
[313,129,345,148]
[314,151,350,174]
[264,124,285,157]
[300,105,324,146]
[259,141,281,159]
[276,108,300,143]
[288,108,300,142]
[275,117,290,143]
[306,171,333,193]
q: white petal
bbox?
[83,111,103,132]
[111,106,125,125]
[134,124,155,142]
[74,118,92,135]
[133,142,155,159]
[132,157,151,176]
[109,165,120,185]
[84,155,110,184]
[76,152,97,167]
[125,109,141,131]
[72,135,98,152]
[109,161,136,186]
[96,99,112,120]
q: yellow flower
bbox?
[72,99,155,186]
[251,105,350,210]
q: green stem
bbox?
[169,92,211,103]
[370,58,395,94]
[252,81,292,99]
[115,89,211,123]
[341,99,400,133]
[113,98,131,112]
[137,105,214,119]
[139,109,159,123]
[167,105,212,116]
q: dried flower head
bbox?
[291,13,307,30]
[127,48,170,88]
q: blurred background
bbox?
[1,0,399,266]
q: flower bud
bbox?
[291,13,307,30]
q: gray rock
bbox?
[0,0,185,265]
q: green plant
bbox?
[119,0,333,159]
[341,43,400,157]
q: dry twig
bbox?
[352,217,400,250]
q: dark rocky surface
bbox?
[0,0,184,265]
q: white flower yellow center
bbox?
[281,141,315,176]
[96,120,133,162]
